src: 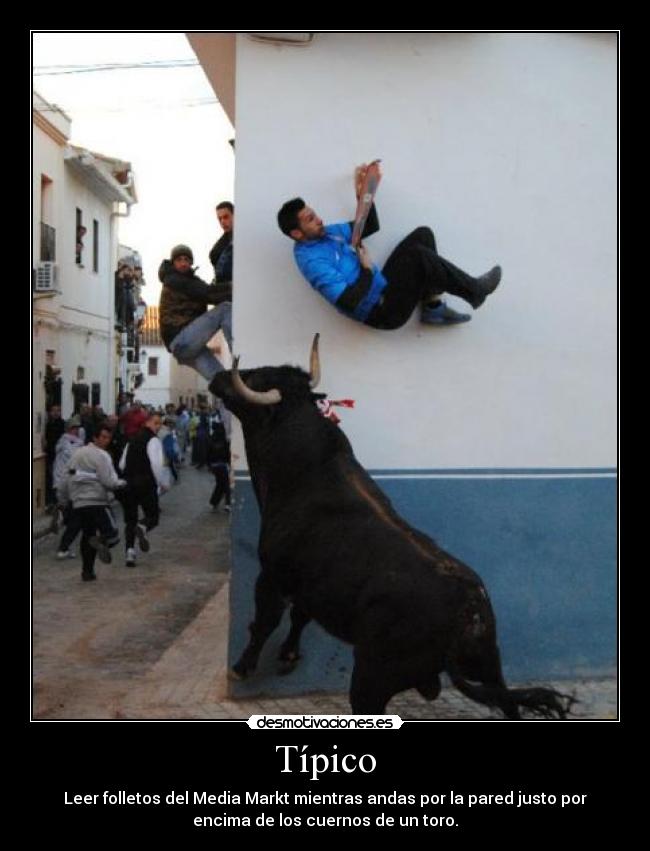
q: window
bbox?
[40,223,56,261]
[148,357,158,376]
[41,175,53,219]
[40,176,55,261]
[76,208,86,265]
[72,382,89,412]
[91,382,101,407]
[77,366,85,381]
[92,220,99,273]
[44,353,62,409]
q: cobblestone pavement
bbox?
[33,466,617,721]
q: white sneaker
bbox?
[126,548,137,568]
[56,550,74,560]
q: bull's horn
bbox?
[309,333,321,389]
[231,356,282,405]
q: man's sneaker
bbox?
[135,523,150,552]
[471,265,502,308]
[56,550,76,560]
[221,504,232,513]
[88,536,112,564]
[421,301,471,325]
[126,548,137,568]
[81,572,97,582]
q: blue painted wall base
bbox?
[228,471,616,698]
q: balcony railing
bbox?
[40,222,56,262]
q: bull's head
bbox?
[209,334,321,413]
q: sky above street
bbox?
[32,31,235,304]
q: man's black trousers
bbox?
[123,484,159,550]
[365,226,482,330]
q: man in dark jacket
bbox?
[119,411,167,568]
[158,244,232,381]
[44,404,65,507]
[209,201,234,287]
[207,416,231,513]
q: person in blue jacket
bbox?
[277,163,502,327]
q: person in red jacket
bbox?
[119,401,148,440]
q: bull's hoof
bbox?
[277,658,301,676]
[229,660,254,680]
[417,677,441,701]
[277,650,301,676]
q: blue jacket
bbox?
[293,221,387,322]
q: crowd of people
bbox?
[45,397,232,582]
[42,200,238,583]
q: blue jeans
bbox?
[169,304,232,381]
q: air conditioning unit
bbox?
[35,262,59,292]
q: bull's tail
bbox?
[448,667,577,720]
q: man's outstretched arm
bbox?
[350,162,381,239]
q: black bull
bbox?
[209,337,574,719]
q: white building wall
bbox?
[33,131,66,264]
[170,360,210,408]
[58,170,117,415]
[131,348,214,410]
[136,345,172,409]
[32,323,59,440]
[33,100,69,470]
[232,32,616,471]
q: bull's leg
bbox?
[416,675,442,702]
[277,605,311,675]
[230,572,286,679]
[349,656,392,715]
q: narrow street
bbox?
[33,465,616,721]
[33,463,230,719]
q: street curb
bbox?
[33,519,55,541]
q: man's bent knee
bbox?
[171,341,192,363]
[412,226,435,245]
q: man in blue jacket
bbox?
[277,163,502,327]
